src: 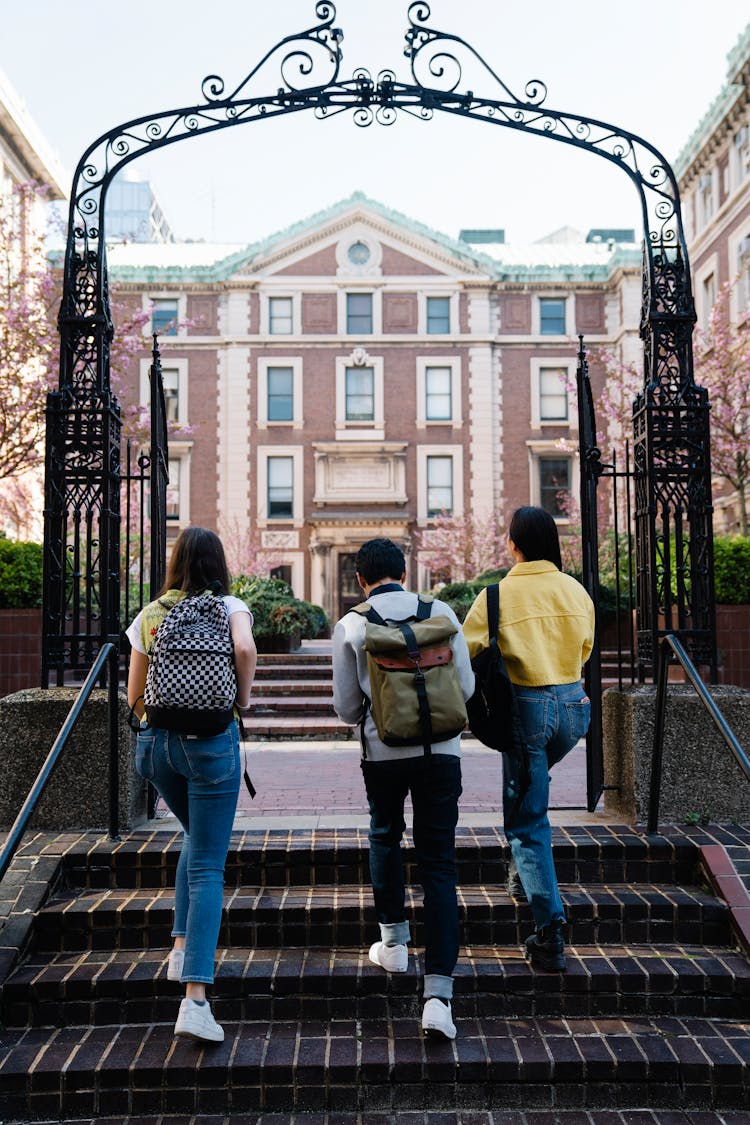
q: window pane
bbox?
[427,455,453,515]
[539,367,568,421]
[269,297,293,334]
[426,296,450,334]
[161,368,180,424]
[152,299,178,336]
[267,366,294,421]
[539,298,565,335]
[425,366,452,420]
[268,457,293,518]
[346,292,373,334]
[539,458,571,517]
[166,459,180,520]
[345,367,374,420]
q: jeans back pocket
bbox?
[183,729,238,785]
[563,697,591,744]
[135,733,156,780]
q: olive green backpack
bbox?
[353,594,467,755]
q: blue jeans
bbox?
[361,754,462,1000]
[135,722,241,984]
[503,682,590,930]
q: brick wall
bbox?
[717,604,750,689]
[0,610,42,698]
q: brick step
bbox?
[5,943,749,1029]
[257,651,333,664]
[252,680,334,696]
[61,830,703,890]
[241,715,354,738]
[0,1014,747,1118]
[253,668,332,682]
[1,1117,743,1125]
[30,884,732,953]
[250,696,336,714]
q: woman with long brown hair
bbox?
[127,526,256,1042]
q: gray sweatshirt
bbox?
[332,588,475,761]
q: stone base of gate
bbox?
[602,684,750,825]
[0,689,147,831]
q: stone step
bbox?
[250,695,337,714]
[0,1014,747,1118]
[30,884,732,953]
[252,679,334,696]
[242,715,354,738]
[4,943,749,1029]
[60,829,704,890]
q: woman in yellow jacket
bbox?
[463,506,595,972]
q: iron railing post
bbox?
[108,642,120,840]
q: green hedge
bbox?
[0,538,44,609]
[714,537,750,605]
[230,574,330,639]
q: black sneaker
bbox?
[524,919,566,972]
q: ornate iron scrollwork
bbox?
[44,0,716,683]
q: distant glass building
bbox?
[107,177,174,243]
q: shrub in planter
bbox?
[230,574,330,641]
[713,537,750,605]
[0,538,43,609]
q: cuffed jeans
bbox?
[361,753,462,1000]
[135,722,241,984]
[502,682,591,930]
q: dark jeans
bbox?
[361,753,462,988]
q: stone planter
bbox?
[254,633,302,654]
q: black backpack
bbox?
[465,583,526,761]
[143,592,237,736]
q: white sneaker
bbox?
[368,940,408,973]
[422,997,456,1041]
[167,949,184,982]
[174,997,224,1043]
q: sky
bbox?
[3,0,749,247]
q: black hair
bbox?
[508,506,563,571]
[161,526,231,596]
[354,538,406,586]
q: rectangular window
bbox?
[166,459,181,520]
[267,366,294,421]
[539,458,571,517]
[161,368,180,424]
[427,455,453,516]
[151,298,178,336]
[269,296,293,334]
[426,296,450,334]
[702,272,716,328]
[346,292,373,334]
[539,367,568,421]
[267,456,293,518]
[425,366,452,420]
[539,298,566,335]
[271,564,293,585]
[345,366,374,420]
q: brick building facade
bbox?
[675,23,750,534]
[110,194,640,620]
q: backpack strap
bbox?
[415,594,433,621]
[397,620,433,756]
[486,583,500,649]
[351,600,388,627]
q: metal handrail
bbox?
[0,643,120,884]
[648,633,750,834]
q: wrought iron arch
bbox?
[43,0,716,689]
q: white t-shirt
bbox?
[125,594,252,655]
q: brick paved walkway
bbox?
[154,739,592,829]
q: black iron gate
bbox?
[42,2,717,764]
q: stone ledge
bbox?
[0,689,147,831]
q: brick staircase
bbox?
[0,825,749,1122]
[244,648,352,740]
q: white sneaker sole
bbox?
[422,1018,456,1041]
[368,941,408,973]
[174,1015,224,1043]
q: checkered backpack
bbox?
[143,592,237,735]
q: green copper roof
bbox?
[97,190,640,285]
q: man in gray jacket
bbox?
[332,537,474,1041]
